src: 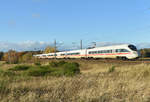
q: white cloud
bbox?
[136,43,150,49]
[0,41,52,52]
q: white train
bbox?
[34,44,140,60]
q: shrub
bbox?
[10,65,30,71]
[27,62,80,77]
[6,61,80,77]
[27,67,52,77]
[49,61,59,67]
[49,61,67,68]
[108,66,116,73]
[57,61,67,66]
[62,62,80,76]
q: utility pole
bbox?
[80,40,82,50]
[54,39,57,59]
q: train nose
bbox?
[133,51,140,58]
[132,51,138,55]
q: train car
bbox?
[34,44,139,60]
[34,54,48,59]
[86,44,139,59]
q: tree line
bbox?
[140,48,150,58]
[0,46,56,64]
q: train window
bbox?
[116,49,129,53]
[116,49,121,53]
[101,50,104,53]
[121,49,129,52]
[107,50,110,53]
[67,52,80,55]
[94,51,97,54]
[98,51,101,53]
[89,51,93,54]
[89,51,98,54]
[128,45,137,51]
[107,50,112,53]
[76,53,80,55]
[97,50,113,53]
[110,50,112,53]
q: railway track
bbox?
[39,58,150,64]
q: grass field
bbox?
[0,60,150,102]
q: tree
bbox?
[19,52,33,63]
[0,52,4,61]
[3,50,19,64]
[43,46,56,54]
[140,48,150,58]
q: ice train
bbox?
[34,44,140,60]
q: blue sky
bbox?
[0,0,150,51]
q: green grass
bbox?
[7,61,80,77]
[108,66,116,73]
[9,65,30,71]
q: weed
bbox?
[0,69,15,77]
[108,66,116,73]
[0,80,10,96]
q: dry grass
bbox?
[0,60,150,102]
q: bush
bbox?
[49,61,59,67]
[27,62,80,77]
[108,66,116,73]
[49,61,67,67]
[62,62,80,76]
[6,61,80,77]
[57,61,67,66]
[27,66,52,77]
[10,65,30,71]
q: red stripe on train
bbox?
[58,53,131,57]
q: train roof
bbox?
[34,44,135,56]
[91,44,131,49]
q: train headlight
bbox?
[133,52,137,54]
